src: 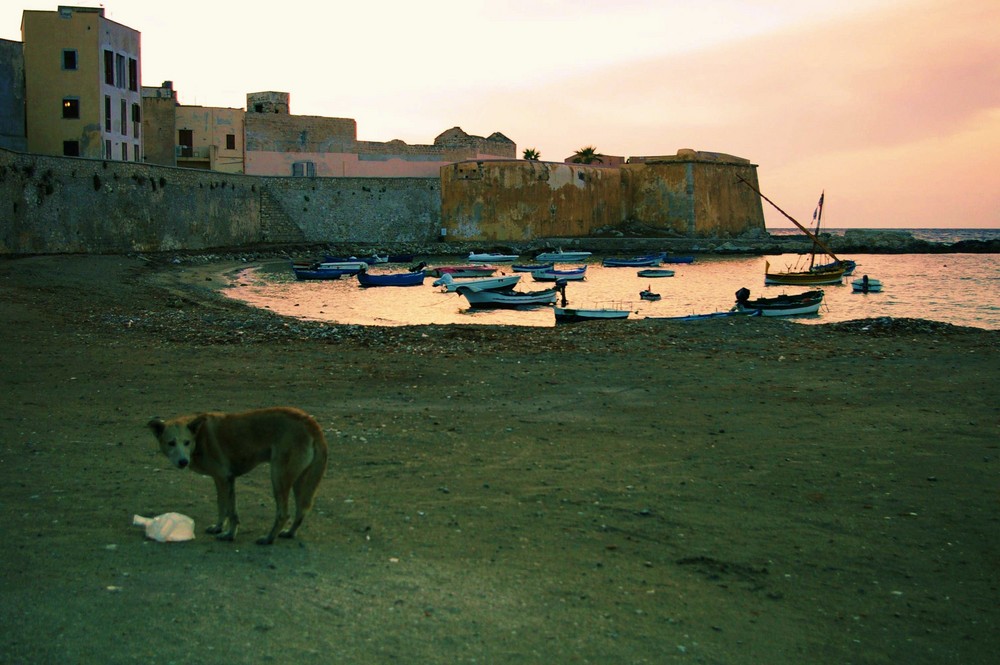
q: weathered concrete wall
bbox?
[623,159,765,236]
[441,154,765,241]
[440,160,624,241]
[0,148,440,254]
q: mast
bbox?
[808,190,825,270]
[737,176,840,263]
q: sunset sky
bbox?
[3,0,998,229]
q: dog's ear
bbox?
[187,414,208,436]
[147,417,165,437]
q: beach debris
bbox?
[133,512,195,542]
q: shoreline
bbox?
[2,254,998,663]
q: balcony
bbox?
[175,145,211,159]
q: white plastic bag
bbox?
[133,512,195,542]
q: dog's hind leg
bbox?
[258,462,298,545]
[281,441,329,540]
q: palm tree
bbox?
[571,146,602,164]
[522,148,540,161]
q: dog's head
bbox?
[147,415,206,470]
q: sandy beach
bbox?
[1,254,997,664]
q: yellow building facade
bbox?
[22,6,141,161]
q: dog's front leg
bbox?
[210,475,239,541]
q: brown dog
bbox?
[147,407,328,545]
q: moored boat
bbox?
[646,309,762,322]
[531,266,587,282]
[765,261,846,286]
[292,266,358,281]
[356,269,426,287]
[637,269,675,278]
[554,305,632,324]
[456,285,558,309]
[602,255,661,268]
[639,287,661,301]
[512,262,553,272]
[432,273,520,293]
[732,287,824,317]
[851,275,882,293]
[468,252,520,263]
[425,265,497,278]
[535,249,593,262]
[660,255,695,264]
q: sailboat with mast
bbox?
[739,177,850,286]
[806,191,856,276]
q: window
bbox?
[120,98,127,134]
[105,140,112,159]
[63,140,80,157]
[128,58,138,91]
[62,98,80,119]
[62,49,78,70]
[226,134,236,150]
[104,50,114,85]
[104,95,111,132]
[121,143,128,161]
[292,161,316,177]
[115,54,126,88]
[134,144,140,162]
[131,104,141,138]
[178,129,193,157]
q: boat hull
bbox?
[765,261,846,285]
[356,271,426,287]
[425,265,497,278]
[637,269,674,278]
[603,256,660,268]
[535,250,592,262]
[734,289,824,316]
[433,273,521,292]
[851,277,882,293]
[554,307,631,324]
[531,266,587,282]
[468,253,519,263]
[456,286,558,309]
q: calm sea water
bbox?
[223,247,1000,331]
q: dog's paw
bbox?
[205,524,223,535]
[278,529,296,539]
[255,536,275,546]
[215,532,236,542]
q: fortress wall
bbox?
[0,148,440,254]
[440,160,624,241]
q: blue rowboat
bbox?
[356,270,426,287]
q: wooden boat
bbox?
[316,260,369,272]
[356,269,426,287]
[554,306,631,324]
[535,249,593,262]
[646,310,762,322]
[512,262,553,272]
[851,275,882,293]
[325,254,387,265]
[660,255,695,264]
[639,287,661,302]
[456,285,558,309]
[814,258,857,276]
[738,178,850,286]
[732,287,824,317]
[424,265,497,278]
[468,252,519,263]
[637,269,674,278]
[292,266,357,281]
[432,273,520,293]
[602,255,661,268]
[531,266,587,282]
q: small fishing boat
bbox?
[325,254,387,265]
[646,310,762,322]
[554,306,632,324]
[292,266,358,281]
[456,285,558,309]
[639,287,661,302]
[732,287,824,317]
[316,260,369,272]
[356,269,426,287]
[660,255,695,264]
[602,255,661,268]
[424,265,497,278]
[535,249,593,262]
[531,266,587,282]
[512,262,553,272]
[637,269,675,278]
[851,275,882,293]
[432,273,521,293]
[468,252,520,263]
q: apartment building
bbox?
[21,5,141,161]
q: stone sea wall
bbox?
[0,148,440,254]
